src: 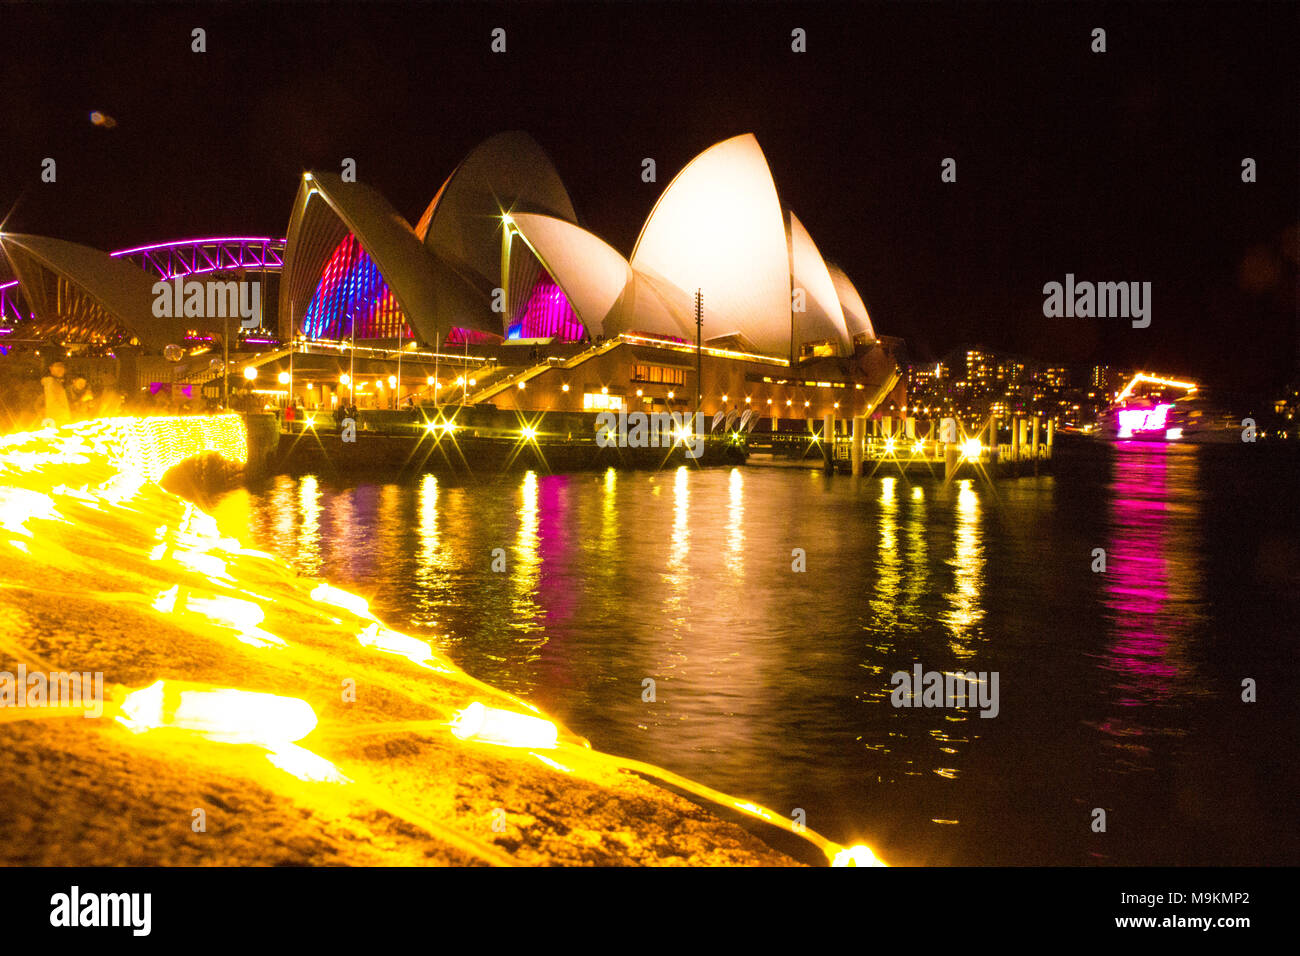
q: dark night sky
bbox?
[1,2,1296,393]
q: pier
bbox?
[750,412,1055,481]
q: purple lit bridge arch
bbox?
[110,236,287,281]
[1,236,287,326]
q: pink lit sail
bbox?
[507,276,585,341]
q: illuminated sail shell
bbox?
[417,131,578,291]
[787,211,850,354]
[630,134,792,357]
[827,262,876,342]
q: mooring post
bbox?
[823,413,835,471]
[851,415,864,476]
[1046,417,1055,457]
[989,415,1000,462]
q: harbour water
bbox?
[209,443,1299,865]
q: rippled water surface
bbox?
[210,444,1299,865]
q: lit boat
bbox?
[1094,393,1240,443]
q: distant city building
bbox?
[903,347,1131,429]
[1091,364,1118,396]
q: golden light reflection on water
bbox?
[944,480,985,655]
[726,468,744,577]
[602,467,617,553]
[412,474,443,629]
[419,474,438,555]
[297,475,322,577]
[269,477,295,559]
[870,478,901,630]
[378,484,402,581]
[672,466,689,556]
[661,466,691,631]
[903,483,929,621]
[512,471,542,629]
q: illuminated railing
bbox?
[110,237,286,281]
[616,332,789,367]
[0,279,24,326]
[295,338,490,365]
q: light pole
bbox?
[222,313,230,409]
[500,214,514,324]
[348,307,357,405]
[694,288,703,421]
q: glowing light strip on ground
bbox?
[119,415,249,482]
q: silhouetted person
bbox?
[68,375,95,420]
[41,362,71,425]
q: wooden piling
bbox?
[851,415,864,476]
[823,413,835,470]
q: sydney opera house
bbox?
[0,132,905,429]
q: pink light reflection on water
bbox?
[1100,444,1204,709]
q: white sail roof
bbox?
[630,134,792,357]
[788,211,850,353]
[827,262,876,342]
[417,132,577,292]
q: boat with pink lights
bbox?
[1094,393,1239,443]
